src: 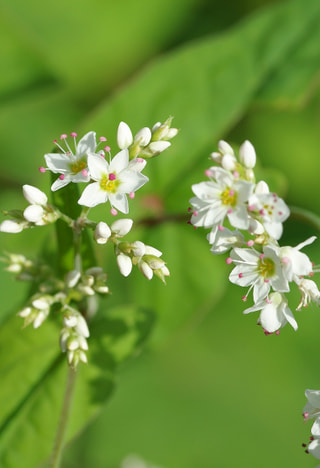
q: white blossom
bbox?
[78,150,148,214]
[117,122,133,149]
[94,221,111,244]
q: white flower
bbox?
[244,292,297,333]
[190,167,254,229]
[207,225,245,254]
[278,236,316,282]
[248,191,290,240]
[78,150,148,214]
[117,122,133,149]
[303,390,320,460]
[44,131,99,191]
[297,278,320,310]
[228,244,289,303]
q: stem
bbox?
[290,206,320,233]
[48,366,77,468]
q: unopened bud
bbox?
[117,121,133,149]
[239,140,256,169]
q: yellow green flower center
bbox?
[257,256,275,279]
[221,187,237,206]
[100,173,120,193]
[70,159,87,174]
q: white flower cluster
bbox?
[190,140,320,334]
[0,118,177,366]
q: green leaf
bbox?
[0,303,154,468]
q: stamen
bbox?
[233,171,240,178]
[39,167,46,173]
[81,169,88,177]
[104,145,111,152]
[60,134,68,140]
[248,205,255,211]
[281,257,290,264]
[99,136,107,142]
[70,132,77,137]
[188,207,192,213]
[193,211,198,216]
[247,240,254,247]
[109,173,116,181]
[204,169,213,177]
[275,330,280,335]
[129,192,135,199]
[110,208,118,216]
[59,174,65,180]
[218,224,224,231]
[136,158,144,163]
[227,208,232,214]
[225,257,232,265]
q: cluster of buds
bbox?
[117,117,178,160]
[18,293,55,329]
[0,185,58,233]
[60,306,90,366]
[65,267,109,296]
[190,140,320,334]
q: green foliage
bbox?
[1,0,320,467]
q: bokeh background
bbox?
[1,0,320,467]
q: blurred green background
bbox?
[1,0,320,467]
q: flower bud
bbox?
[117,121,133,149]
[148,141,171,153]
[111,218,133,236]
[218,140,234,156]
[23,205,44,223]
[131,241,146,257]
[221,154,237,171]
[117,253,132,277]
[0,219,24,233]
[255,180,269,195]
[95,221,111,244]
[65,270,81,288]
[134,127,152,146]
[239,140,256,168]
[139,261,153,280]
[22,185,48,206]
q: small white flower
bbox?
[23,205,44,223]
[248,191,290,240]
[297,278,320,310]
[229,244,289,303]
[278,236,316,282]
[303,389,320,421]
[117,122,133,149]
[218,140,234,156]
[44,131,100,191]
[244,291,297,333]
[78,150,148,214]
[207,225,245,254]
[190,167,254,229]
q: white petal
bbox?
[134,127,151,146]
[110,149,129,173]
[78,183,108,207]
[308,438,320,460]
[119,171,149,193]
[44,153,70,173]
[109,192,129,214]
[117,122,133,149]
[87,154,108,181]
[51,176,71,191]
[95,222,111,244]
[148,141,171,153]
[22,185,47,205]
[239,140,256,168]
[77,131,96,156]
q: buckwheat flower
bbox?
[278,236,316,282]
[303,389,320,422]
[134,127,152,147]
[207,225,245,254]
[297,278,320,310]
[78,150,148,214]
[229,244,289,303]
[44,131,99,191]
[23,185,48,206]
[248,190,290,240]
[244,291,297,333]
[190,167,254,229]
[117,252,133,276]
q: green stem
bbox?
[290,206,320,233]
[48,366,77,468]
